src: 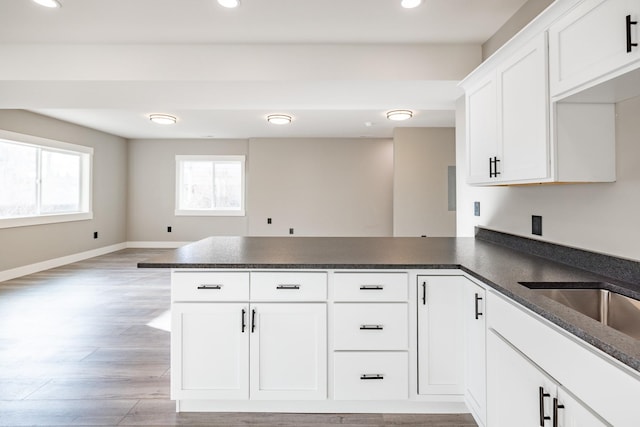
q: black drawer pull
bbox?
[360,374,384,380]
[197,284,222,290]
[359,324,383,330]
[539,387,551,426]
[475,293,483,319]
[359,285,384,290]
[241,308,246,333]
[276,284,300,290]
[627,15,638,52]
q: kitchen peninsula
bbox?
[140,230,640,426]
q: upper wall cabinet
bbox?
[549,0,640,99]
[460,0,617,186]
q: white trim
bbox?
[0,212,93,229]
[0,242,126,283]
[126,241,192,249]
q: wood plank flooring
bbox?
[0,249,478,427]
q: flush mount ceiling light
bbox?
[267,114,292,125]
[217,0,240,8]
[149,114,177,125]
[32,0,61,8]
[401,0,422,8]
[386,110,413,121]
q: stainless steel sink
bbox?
[519,283,640,340]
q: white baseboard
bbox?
[126,241,191,248]
[0,242,127,283]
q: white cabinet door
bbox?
[249,303,327,400]
[487,329,557,427]
[549,0,640,97]
[172,303,249,400]
[466,74,498,184]
[464,281,486,426]
[498,32,549,182]
[417,276,464,395]
[555,387,611,427]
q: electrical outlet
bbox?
[474,201,481,217]
[267,218,272,224]
[93,231,98,239]
[289,228,294,235]
[532,215,542,236]
[167,226,172,233]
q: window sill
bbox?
[0,212,94,229]
[174,210,246,217]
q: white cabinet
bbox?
[465,33,548,185]
[497,32,549,182]
[249,303,327,400]
[333,352,408,400]
[549,0,640,98]
[417,275,464,395]
[487,329,609,427]
[466,74,498,184]
[172,303,249,400]
[464,280,486,426]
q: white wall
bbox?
[456,95,640,261]
[0,110,127,271]
[247,138,394,236]
[127,139,249,242]
[393,128,456,237]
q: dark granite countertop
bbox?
[139,234,640,373]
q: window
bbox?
[0,131,93,229]
[175,155,245,216]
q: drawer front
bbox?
[334,352,408,400]
[250,272,327,301]
[172,271,249,302]
[333,303,408,350]
[333,272,408,302]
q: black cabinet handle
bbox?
[539,387,551,426]
[489,156,501,178]
[359,324,383,330]
[552,398,565,427]
[241,308,246,333]
[422,282,426,305]
[359,285,384,290]
[197,284,222,290]
[360,374,384,380]
[251,309,256,333]
[475,293,483,319]
[276,284,300,290]
[627,15,638,52]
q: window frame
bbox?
[175,155,246,217]
[0,130,93,229]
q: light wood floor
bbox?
[0,249,478,427]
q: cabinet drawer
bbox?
[333,352,408,400]
[333,303,408,350]
[172,271,249,302]
[333,273,408,301]
[250,272,327,301]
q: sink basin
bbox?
[519,282,640,340]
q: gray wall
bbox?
[393,128,456,237]
[247,138,393,237]
[0,110,127,271]
[127,139,249,242]
[482,0,554,60]
[456,95,640,261]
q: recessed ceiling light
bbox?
[149,114,177,125]
[267,114,292,125]
[217,0,240,8]
[401,0,422,8]
[33,0,61,8]
[386,110,413,121]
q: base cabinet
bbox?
[172,303,249,400]
[417,275,464,395]
[464,280,486,426]
[172,302,326,401]
[487,329,609,427]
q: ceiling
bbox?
[0,0,530,139]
